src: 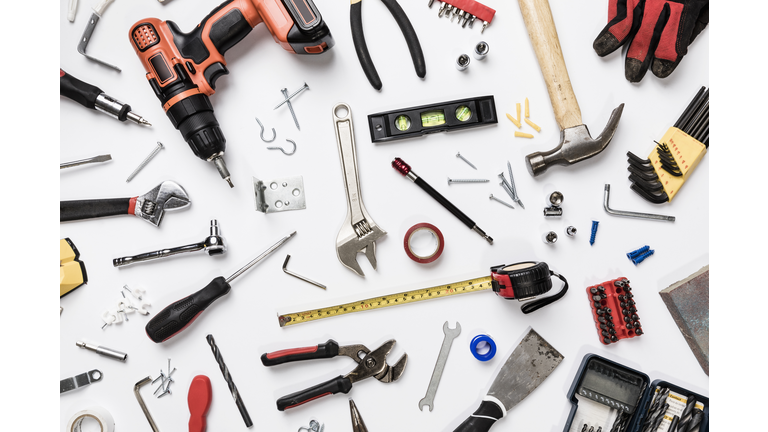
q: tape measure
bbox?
[278,276,493,327]
[277,261,568,327]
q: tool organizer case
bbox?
[563,354,709,432]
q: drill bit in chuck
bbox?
[211,156,234,188]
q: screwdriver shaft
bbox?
[60,154,112,169]
[226,231,296,283]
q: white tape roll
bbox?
[66,406,115,432]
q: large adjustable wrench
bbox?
[333,103,386,277]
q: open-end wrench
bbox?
[332,103,386,277]
[419,321,461,411]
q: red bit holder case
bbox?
[442,0,496,23]
[586,277,643,345]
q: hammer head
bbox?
[526,104,624,176]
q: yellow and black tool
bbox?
[61,238,87,297]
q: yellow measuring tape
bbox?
[278,276,493,327]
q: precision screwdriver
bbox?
[145,232,296,343]
[60,69,151,126]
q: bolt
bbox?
[126,142,164,182]
[448,177,489,184]
[274,82,309,109]
[456,152,478,169]
[489,194,515,209]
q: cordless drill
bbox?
[129,0,334,187]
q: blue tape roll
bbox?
[470,334,496,361]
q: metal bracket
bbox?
[60,369,102,394]
[253,176,306,213]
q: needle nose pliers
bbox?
[350,0,426,90]
[261,339,408,410]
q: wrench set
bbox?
[58,0,710,431]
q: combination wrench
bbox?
[419,321,461,411]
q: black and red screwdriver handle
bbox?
[60,69,103,110]
[60,197,138,222]
[276,375,353,411]
[145,276,231,343]
[261,339,341,366]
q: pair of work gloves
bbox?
[593,0,709,82]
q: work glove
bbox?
[593,0,709,83]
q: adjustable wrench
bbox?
[419,321,461,411]
[333,103,386,277]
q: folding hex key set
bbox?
[59,0,710,430]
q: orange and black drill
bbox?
[129,0,334,187]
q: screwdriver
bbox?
[145,231,296,343]
[60,69,151,126]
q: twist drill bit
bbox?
[206,334,252,427]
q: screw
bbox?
[542,231,558,244]
[274,82,309,109]
[498,173,515,197]
[489,194,514,209]
[126,142,164,182]
[158,388,172,398]
[281,88,301,130]
[566,226,577,237]
[123,285,142,300]
[447,177,488,184]
[456,152,478,170]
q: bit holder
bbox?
[586,277,642,345]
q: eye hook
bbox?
[267,139,297,156]
[256,117,276,142]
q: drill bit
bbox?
[206,334,252,427]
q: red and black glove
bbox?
[593,0,709,83]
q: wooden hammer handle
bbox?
[518,0,582,130]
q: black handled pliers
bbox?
[350,0,426,90]
[261,339,407,410]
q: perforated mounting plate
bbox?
[253,176,306,214]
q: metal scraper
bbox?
[453,328,564,431]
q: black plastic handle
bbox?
[60,69,102,109]
[350,1,381,90]
[261,339,340,366]
[60,198,131,222]
[414,177,475,228]
[381,0,426,78]
[276,375,353,411]
[453,400,504,432]
[145,276,231,343]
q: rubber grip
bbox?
[188,375,212,432]
[453,400,504,432]
[60,198,130,222]
[60,69,102,109]
[350,2,382,90]
[276,375,353,411]
[414,177,475,228]
[261,340,340,366]
[381,0,426,78]
[145,276,231,343]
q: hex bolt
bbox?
[456,152,478,169]
[126,142,164,182]
[448,177,489,184]
[489,194,515,209]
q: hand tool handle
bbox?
[277,375,353,411]
[518,0,582,130]
[350,1,382,90]
[145,276,231,343]
[382,0,426,78]
[60,198,132,221]
[453,400,504,432]
[113,243,205,267]
[414,178,474,229]
[60,69,102,109]
[188,375,212,432]
[261,339,340,366]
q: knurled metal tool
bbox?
[60,181,191,227]
[113,220,225,267]
[333,103,386,277]
[261,339,407,411]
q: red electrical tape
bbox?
[444,0,496,23]
[404,223,445,264]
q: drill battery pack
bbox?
[60,238,87,297]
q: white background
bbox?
[56,0,710,430]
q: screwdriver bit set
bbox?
[586,278,642,345]
[564,355,709,432]
[429,0,496,33]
